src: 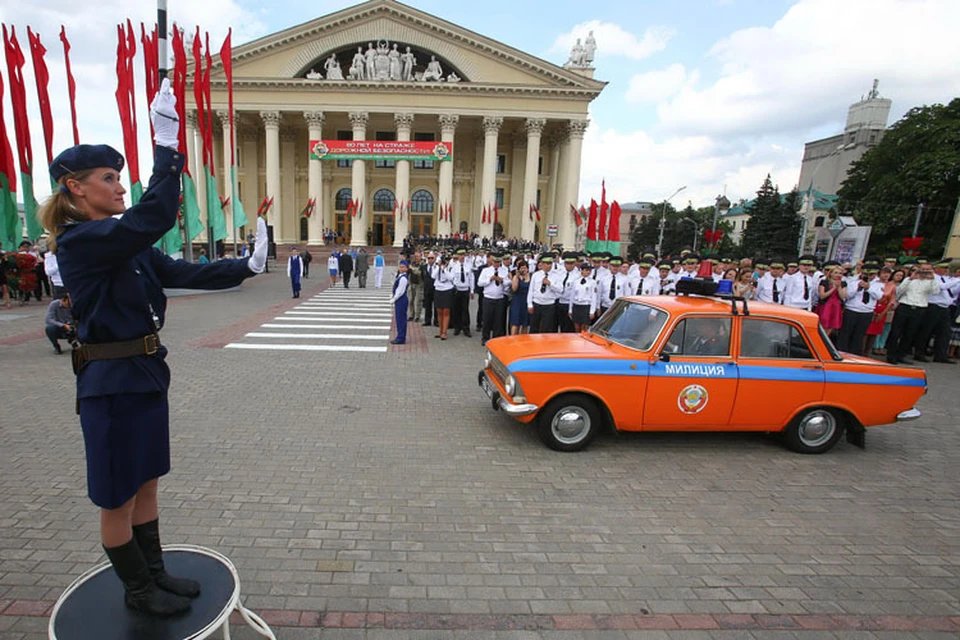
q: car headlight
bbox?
[505,374,516,397]
[484,350,493,369]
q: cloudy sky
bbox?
[1,0,958,210]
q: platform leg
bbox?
[222,617,231,640]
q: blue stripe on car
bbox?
[507,359,925,387]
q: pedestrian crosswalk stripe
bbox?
[245,332,389,340]
[284,311,392,317]
[274,316,391,323]
[261,323,390,330]
[225,343,388,353]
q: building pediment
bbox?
[220,0,604,96]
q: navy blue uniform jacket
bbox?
[57,146,255,399]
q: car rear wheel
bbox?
[537,395,601,452]
[783,407,843,454]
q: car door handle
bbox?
[802,364,824,369]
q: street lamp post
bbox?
[656,185,686,259]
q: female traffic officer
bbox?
[38,79,268,617]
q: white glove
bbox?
[150,78,179,150]
[248,217,268,274]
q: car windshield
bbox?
[590,299,669,351]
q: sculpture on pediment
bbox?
[374,39,391,81]
[400,46,416,81]
[422,55,444,82]
[388,43,402,81]
[446,72,461,83]
[305,68,322,80]
[584,31,597,65]
[349,47,366,80]
[567,38,586,67]
[324,54,343,80]
[364,43,376,79]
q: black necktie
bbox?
[803,275,809,301]
[772,279,779,303]
[460,264,465,282]
[862,281,870,305]
[609,275,616,300]
[563,273,569,290]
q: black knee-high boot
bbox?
[103,539,191,616]
[132,519,201,598]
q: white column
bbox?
[437,114,459,237]
[217,110,234,234]
[322,173,333,237]
[472,133,484,231]
[393,113,414,247]
[479,116,502,238]
[559,119,589,250]
[241,131,259,223]
[349,111,368,246]
[509,133,526,240]
[280,131,297,245]
[546,133,563,229]
[304,111,325,246]
[260,110,281,238]
[552,133,570,234]
[453,177,464,235]
[520,118,546,242]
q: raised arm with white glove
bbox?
[248,217,269,274]
[150,78,180,150]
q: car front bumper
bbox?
[896,408,921,421]
[478,370,539,417]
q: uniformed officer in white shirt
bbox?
[598,256,626,311]
[569,262,598,331]
[781,254,816,311]
[634,257,661,296]
[556,252,581,333]
[450,248,474,337]
[756,259,786,304]
[836,259,886,355]
[478,251,511,345]
[527,255,563,333]
[656,261,676,295]
[679,254,700,280]
[913,259,960,363]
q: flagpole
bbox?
[157,1,167,81]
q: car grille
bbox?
[489,356,510,387]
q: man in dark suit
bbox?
[339,250,354,288]
[355,247,369,288]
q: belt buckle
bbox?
[144,334,159,355]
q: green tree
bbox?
[837,98,960,257]
[741,175,802,259]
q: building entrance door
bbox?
[409,215,433,238]
[372,214,394,246]
[335,214,350,244]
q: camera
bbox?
[861,274,870,282]
[440,255,450,264]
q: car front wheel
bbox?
[783,407,843,454]
[537,395,601,452]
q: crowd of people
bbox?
[367,241,960,362]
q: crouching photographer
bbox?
[45,292,78,354]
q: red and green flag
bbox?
[201,32,226,242]
[172,25,201,245]
[27,28,56,191]
[115,21,142,204]
[3,25,42,241]
[59,27,80,145]
[220,29,247,232]
[0,67,18,250]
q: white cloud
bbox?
[654,0,960,137]
[626,63,694,104]
[551,21,676,62]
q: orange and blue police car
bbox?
[478,278,926,454]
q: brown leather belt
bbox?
[72,334,161,375]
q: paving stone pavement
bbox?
[1,268,958,639]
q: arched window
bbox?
[373,188,395,212]
[814,216,825,228]
[410,189,434,213]
[335,188,352,211]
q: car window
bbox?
[591,299,669,351]
[664,317,731,356]
[741,319,815,360]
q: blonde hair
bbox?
[37,172,94,253]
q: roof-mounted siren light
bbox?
[675,278,718,297]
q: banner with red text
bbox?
[310,140,452,161]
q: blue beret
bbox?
[399,260,409,267]
[50,144,125,182]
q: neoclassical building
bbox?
[193,0,605,248]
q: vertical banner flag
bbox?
[172,25,201,243]
[220,29,247,231]
[0,68,18,249]
[3,25,42,240]
[493,202,499,225]
[59,27,80,145]
[203,33,226,242]
[115,21,142,204]
[27,28,56,190]
[608,200,622,241]
[598,180,608,242]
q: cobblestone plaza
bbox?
[1,271,959,639]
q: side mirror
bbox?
[659,352,671,363]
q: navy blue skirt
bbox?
[78,392,170,509]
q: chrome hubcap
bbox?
[552,407,590,444]
[798,411,836,448]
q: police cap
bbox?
[50,144,125,182]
